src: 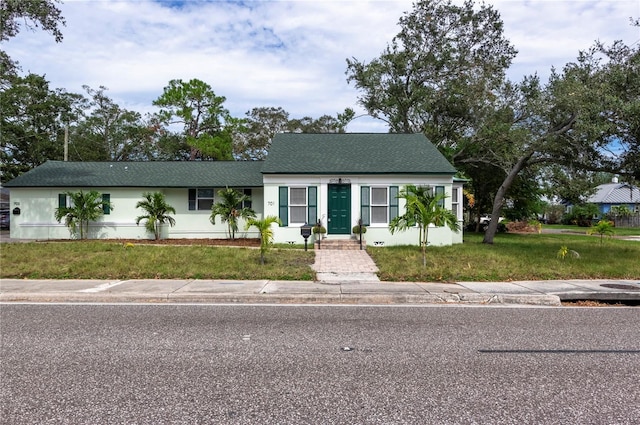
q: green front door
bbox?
[328,184,351,234]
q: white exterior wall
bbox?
[9,187,264,240]
[9,179,461,246]
[263,174,463,247]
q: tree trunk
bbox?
[483,153,532,244]
[422,226,429,267]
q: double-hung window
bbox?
[361,186,398,225]
[451,187,460,221]
[188,188,214,211]
[371,187,389,223]
[278,186,317,226]
[289,188,307,224]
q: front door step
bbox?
[316,238,365,250]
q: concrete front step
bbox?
[316,238,366,250]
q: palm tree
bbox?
[135,192,176,240]
[390,185,460,267]
[54,190,113,239]
[246,215,282,265]
[210,187,256,239]
[587,220,615,246]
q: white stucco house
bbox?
[4,133,463,246]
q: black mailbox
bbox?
[12,207,20,215]
[300,223,312,251]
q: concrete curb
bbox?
[554,292,640,302]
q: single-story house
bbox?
[4,133,463,246]
[587,177,640,215]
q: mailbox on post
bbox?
[300,223,312,251]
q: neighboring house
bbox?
[0,186,10,230]
[4,133,463,246]
[0,185,9,211]
[587,177,640,215]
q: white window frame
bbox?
[370,186,389,225]
[289,187,307,225]
[451,187,460,221]
[195,188,214,211]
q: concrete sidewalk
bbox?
[1,278,639,306]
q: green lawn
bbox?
[368,232,640,282]
[1,231,638,282]
[0,242,315,280]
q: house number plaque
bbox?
[329,178,351,184]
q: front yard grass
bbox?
[368,232,640,282]
[0,242,315,280]
[1,231,638,282]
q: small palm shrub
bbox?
[587,220,615,245]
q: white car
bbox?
[479,215,504,224]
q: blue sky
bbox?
[5,0,640,132]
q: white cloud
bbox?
[496,0,639,79]
[4,0,639,132]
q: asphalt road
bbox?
[1,304,639,424]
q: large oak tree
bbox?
[1,0,65,80]
[346,0,517,157]
[347,0,638,244]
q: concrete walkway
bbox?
[312,249,380,284]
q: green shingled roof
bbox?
[5,134,456,188]
[261,133,456,175]
[4,161,264,188]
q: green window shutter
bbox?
[435,186,445,207]
[188,189,196,210]
[58,193,66,208]
[360,186,370,226]
[279,186,288,227]
[389,186,399,221]
[102,194,111,215]
[307,186,317,225]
